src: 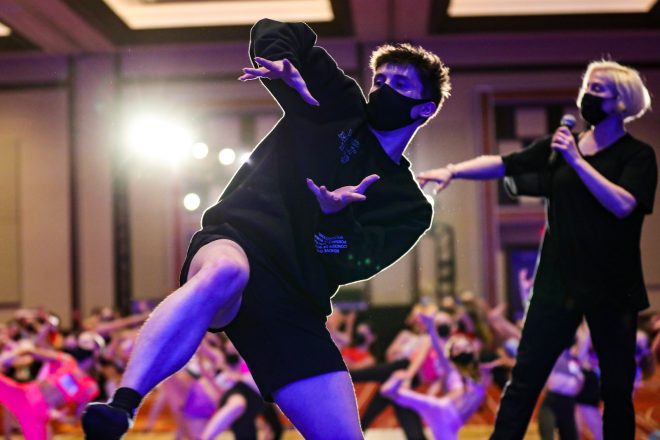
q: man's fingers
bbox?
[238,73,258,81]
[306,178,321,197]
[282,59,319,106]
[346,193,367,202]
[282,58,293,74]
[242,67,269,77]
[299,87,320,106]
[254,57,279,70]
[355,174,380,194]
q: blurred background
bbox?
[0,0,659,438]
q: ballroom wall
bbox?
[1,28,659,325]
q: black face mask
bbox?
[367,84,429,131]
[436,324,452,339]
[450,352,475,366]
[353,332,367,346]
[225,353,241,367]
[65,347,94,362]
[580,93,610,126]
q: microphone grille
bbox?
[560,114,577,129]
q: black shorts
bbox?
[180,224,347,402]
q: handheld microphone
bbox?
[560,114,577,130]
[549,114,577,166]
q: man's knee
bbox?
[197,257,249,299]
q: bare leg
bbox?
[576,404,603,440]
[200,394,248,440]
[274,371,363,440]
[120,239,249,396]
[381,373,464,440]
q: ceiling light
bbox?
[191,142,209,159]
[183,193,201,211]
[218,148,236,166]
[127,115,192,164]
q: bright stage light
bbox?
[239,152,251,164]
[127,115,193,163]
[192,142,209,159]
[424,194,435,205]
[218,148,236,166]
[183,193,201,211]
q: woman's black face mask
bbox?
[367,84,429,131]
[580,93,611,126]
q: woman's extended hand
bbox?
[416,167,453,193]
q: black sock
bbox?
[109,387,143,416]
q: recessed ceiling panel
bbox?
[103,0,334,29]
[449,0,657,17]
[0,21,11,37]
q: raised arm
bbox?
[419,312,453,375]
[242,19,362,120]
[92,312,150,338]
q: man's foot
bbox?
[81,402,134,440]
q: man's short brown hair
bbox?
[370,43,451,116]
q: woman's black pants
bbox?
[490,296,637,440]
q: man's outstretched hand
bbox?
[306,174,380,214]
[239,57,320,106]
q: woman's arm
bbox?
[93,313,150,337]
[419,313,466,397]
[569,159,637,218]
[417,155,505,192]
[419,313,453,374]
[401,336,431,380]
[386,330,410,361]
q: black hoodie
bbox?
[200,19,433,315]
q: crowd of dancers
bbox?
[2,285,659,439]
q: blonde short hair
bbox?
[577,60,652,123]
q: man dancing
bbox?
[83,18,450,439]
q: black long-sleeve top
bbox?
[200,19,433,315]
[502,133,657,311]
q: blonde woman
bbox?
[418,60,657,440]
